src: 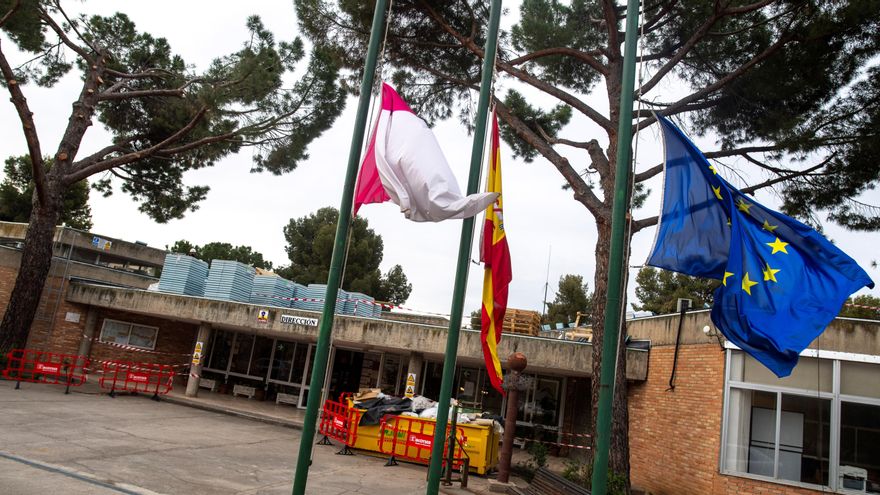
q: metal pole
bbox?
[290,2,388,493]
[425,0,502,492]
[590,0,641,494]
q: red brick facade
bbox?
[1,264,197,381]
[629,342,826,495]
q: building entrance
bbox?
[328,349,382,399]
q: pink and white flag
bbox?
[354,83,498,222]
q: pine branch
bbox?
[507,47,608,76]
[38,7,94,63]
[0,40,48,206]
[65,106,209,184]
[0,0,20,28]
[639,31,795,131]
[495,100,606,219]
[419,1,613,131]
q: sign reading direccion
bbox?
[280,315,319,327]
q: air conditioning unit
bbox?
[839,465,867,492]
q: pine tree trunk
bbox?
[0,186,62,355]
[590,217,632,492]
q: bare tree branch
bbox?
[418,1,613,131]
[640,31,795,131]
[0,40,48,206]
[495,100,607,219]
[507,47,608,76]
[38,7,93,63]
[632,156,832,233]
[65,106,209,184]
[98,87,185,101]
[636,6,725,97]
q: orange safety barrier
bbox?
[98,360,174,399]
[378,415,467,469]
[2,349,89,393]
[317,398,363,455]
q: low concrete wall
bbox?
[627,309,880,355]
[0,247,158,289]
[66,283,649,380]
[0,221,166,267]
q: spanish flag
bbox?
[480,109,511,395]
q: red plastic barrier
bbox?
[2,349,89,387]
[98,360,174,397]
[318,398,363,453]
[378,415,467,468]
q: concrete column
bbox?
[76,307,98,357]
[185,323,213,397]
[406,352,423,395]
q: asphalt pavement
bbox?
[0,380,496,495]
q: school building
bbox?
[1,220,878,494]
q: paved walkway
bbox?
[0,380,527,494]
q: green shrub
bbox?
[560,459,628,495]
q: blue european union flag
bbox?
[648,115,874,377]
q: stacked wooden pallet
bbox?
[502,308,541,336]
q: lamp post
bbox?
[497,352,527,484]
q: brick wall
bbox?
[629,342,827,495]
[629,343,726,494]
[86,309,198,369]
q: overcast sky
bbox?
[1,1,877,319]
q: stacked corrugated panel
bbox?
[347,292,376,318]
[204,260,255,303]
[290,283,307,310]
[297,284,348,313]
[295,284,324,311]
[373,301,383,317]
[158,254,208,296]
[250,275,296,308]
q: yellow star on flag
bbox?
[767,237,789,254]
[762,263,780,282]
[736,198,752,215]
[741,272,759,295]
[712,185,723,200]
[762,220,778,232]
[708,164,718,175]
[722,271,734,286]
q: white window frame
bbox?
[99,318,159,350]
[720,347,880,494]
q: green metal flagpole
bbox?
[590,0,641,494]
[290,1,387,493]
[425,0,502,493]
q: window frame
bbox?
[721,346,880,494]
[98,318,159,351]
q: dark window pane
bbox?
[250,336,275,378]
[840,402,880,493]
[379,354,401,395]
[271,341,296,382]
[229,334,254,375]
[290,343,309,384]
[779,394,830,486]
[208,330,233,371]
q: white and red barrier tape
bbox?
[843,302,880,312]
[514,437,591,450]
[251,293,452,318]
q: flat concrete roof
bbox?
[67,282,649,380]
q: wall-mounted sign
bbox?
[257,309,270,323]
[192,341,204,365]
[64,312,81,323]
[405,372,417,398]
[91,236,112,251]
[280,315,319,327]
